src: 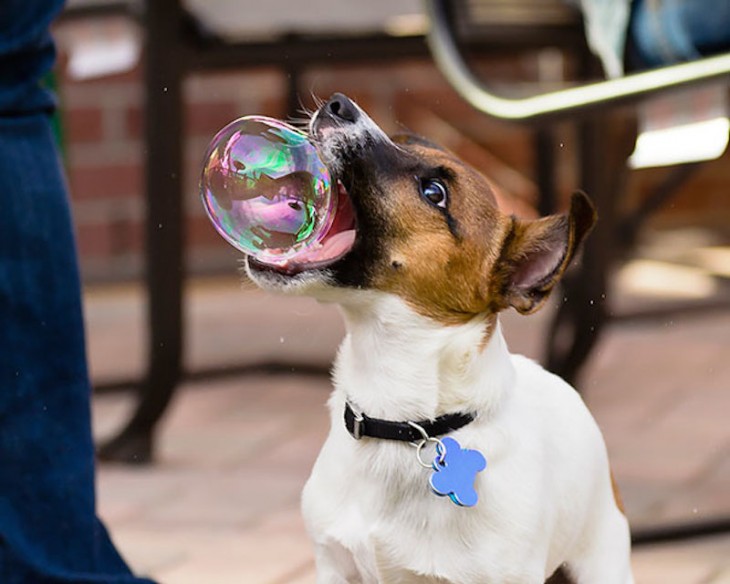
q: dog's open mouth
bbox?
[248,180,357,276]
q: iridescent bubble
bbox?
[200,116,334,263]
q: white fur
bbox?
[308,100,399,177]
[295,292,633,584]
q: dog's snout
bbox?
[311,92,393,172]
[325,93,359,124]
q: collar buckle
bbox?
[352,408,365,440]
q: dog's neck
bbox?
[333,293,516,423]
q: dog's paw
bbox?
[429,437,487,507]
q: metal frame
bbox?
[83,1,438,462]
[426,0,730,123]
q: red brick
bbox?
[185,102,241,136]
[129,98,287,143]
[187,214,231,248]
[259,96,287,119]
[75,222,113,258]
[75,219,144,258]
[64,107,104,143]
[108,218,144,255]
[68,164,142,200]
[125,106,143,140]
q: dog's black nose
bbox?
[325,93,359,124]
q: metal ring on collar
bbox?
[408,421,446,468]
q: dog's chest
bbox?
[302,319,597,581]
[302,424,554,583]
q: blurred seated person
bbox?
[0,1,155,582]
[575,0,730,77]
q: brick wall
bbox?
[56,30,730,282]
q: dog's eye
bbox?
[418,178,448,209]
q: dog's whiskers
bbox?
[286,116,314,131]
[310,92,326,110]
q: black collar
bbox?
[344,402,475,442]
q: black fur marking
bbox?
[327,170,392,289]
[445,213,461,240]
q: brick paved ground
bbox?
[87,267,730,583]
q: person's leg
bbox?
[629,0,730,68]
[0,2,155,582]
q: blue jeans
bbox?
[630,0,730,68]
[0,2,155,582]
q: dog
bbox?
[246,93,633,584]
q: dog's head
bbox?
[247,93,596,324]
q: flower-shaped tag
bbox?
[429,437,486,507]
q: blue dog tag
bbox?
[429,437,486,507]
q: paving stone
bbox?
[92,391,138,442]
[282,569,318,584]
[97,466,184,524]
[653,454,730,526]
[632,536,730,584]
[152,509,315,584]
[138,470,302,529]
[707,566,730,584]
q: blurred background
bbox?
[53,1,729,582]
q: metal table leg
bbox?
[545,114,637,386]
[535,127,558,216]
[92,5,433,464]
[98,0,185,463]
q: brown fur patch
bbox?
[611,470,626,515]
[478,314,499,351]
[367,137,595,326]
[369,141,513,325]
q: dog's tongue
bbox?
[271,181,357,272]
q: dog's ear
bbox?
[493,191,596,315]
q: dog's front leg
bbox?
[313,540,363,584]
[564,507,634,584]
[374,564,451,584]
[372,539,452,584]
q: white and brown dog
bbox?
[246,94,633,583]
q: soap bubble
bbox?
[200,116,333,263]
